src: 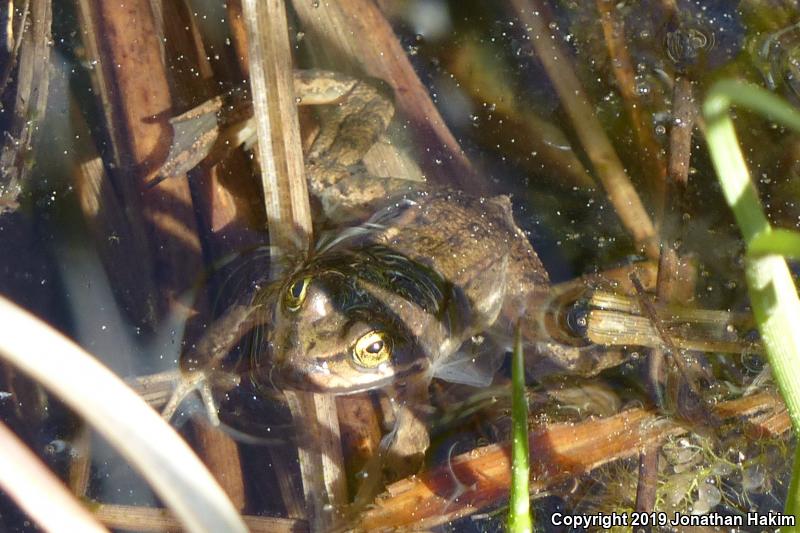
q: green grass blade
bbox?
[704,80,800,532]
[508,322,533,533]
[748,228,800,259]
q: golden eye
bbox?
[352,330,392,369]
[284,276,310,312]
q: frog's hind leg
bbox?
[304,73,395,179]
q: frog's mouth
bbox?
[275,356,428,395]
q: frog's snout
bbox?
[273,359,333,393]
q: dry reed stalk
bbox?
[67,429,92,498]
[240,0,346,528]
[93,504,308,532]
[0,0,29,96]
[596,0,667,203]
[284,391,348,525]
[158,0,249,508]
[636,73,698,514]
[192,425,246,510]
[360,407,683,530]
[290,0,477,192]
[634,255,692,520]
[241,0,311,252]
[264,442,307,519]
[550,261,659,295]
[0,0,49,213]
[0,421,108,533]
[661,76,698,238]
[225,0,250,78]
[714,393,791,438]
[70,106,161,327]
[337,394,383,494]
[74,0,204,326]
[511,0,658,259]
[359,393,790,530]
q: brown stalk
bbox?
[93,504,308,533]
[67,429,92,498]
[71,106,160,326]
[510,0,658,259]
[445,34,597,191]
[359,393,789,530]
[290,0,478,193]
[361,407,683,530]
[240,0,346,528]
[636,72,698,523]
[0,0,49,213]
[241,0,311,253]
[337,394,383,496]
[0,0,29,96]
[596,0,667,203]
[159,0,252,509]
[74,0,204,326]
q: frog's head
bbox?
[265,247,454,395]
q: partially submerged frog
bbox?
[267,190,550,393]
[160,69,623,482]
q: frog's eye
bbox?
[284,277,310,312]
[352,330,392,369]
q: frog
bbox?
[157,68,626,488]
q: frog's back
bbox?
[367,190,549,328]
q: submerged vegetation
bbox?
[1,0,800,532]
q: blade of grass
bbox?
[0,296,247,533]
[703,79,800,532]
[509,323,532,532]
[748,228,800,259]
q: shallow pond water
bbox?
[0,0,797,531]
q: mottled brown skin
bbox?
[162,70,556,483]
[371,190,550,325]
[266,190,551,395]
[249,72,559,482]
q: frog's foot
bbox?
[160,370,222,427]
